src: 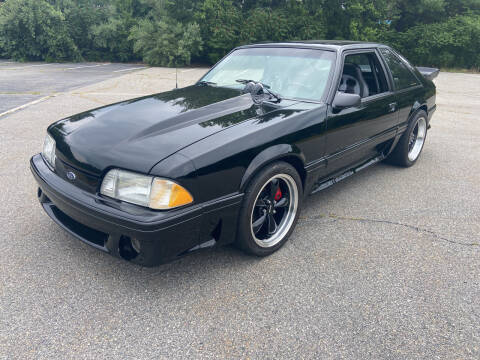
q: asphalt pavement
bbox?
[0,60,147,115]
[0,64,479,359]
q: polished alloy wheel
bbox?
[250,174,298,248]
[407,117,427,161]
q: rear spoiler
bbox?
[416,67,440,81]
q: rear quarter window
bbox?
[379,48,419,91]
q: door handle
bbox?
[389,102,397,112]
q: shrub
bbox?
[129,18,203,66]
[91,13,136,62]
[0,0,79,61]
[0,0,478,69]
[382,14,480,68]
[52,0,109,60]
[196,0,242,63]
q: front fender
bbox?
[240,144,306,190]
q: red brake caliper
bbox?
[274,187,282,201]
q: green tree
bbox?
[0,0,479,69]
[240,7,290,43]
[320,0,393,40]
[382,14,480,68]
[0,0,79,61]
[51,0,110,60]
[130,18,202,66]
[393,0,447,31]
[196,0,242,63]
[90,2,138,62]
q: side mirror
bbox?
[332,91,361,110]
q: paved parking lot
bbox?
[0,65,479,359]
[0,60,147,115]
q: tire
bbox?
[236,162,303,256]
[387,110,428,167]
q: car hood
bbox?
[50,85,288,176]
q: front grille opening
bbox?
[51,206,108,247]
[118,235,140,260]
[37,188,50,203]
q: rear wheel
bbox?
[388,110,428,167]
[236,162,302,256]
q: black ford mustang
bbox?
[31,41,437,266]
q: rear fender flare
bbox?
[408,100,428,120]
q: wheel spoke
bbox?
[269,179,279,201]
[255,199,267,208]
[252,213,267,234]
[267,214,278,235]
[418,125,426,138]
[274,197,289,208]
[409,131,416,150]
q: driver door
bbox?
[324,49,399,175]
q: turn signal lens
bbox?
[149,179,193,209]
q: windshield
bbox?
[200,47,336,102]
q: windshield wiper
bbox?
[235,79,282,102]
[197,80,217,86]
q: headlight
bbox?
[42,133,56,168]
[100,169,194,210]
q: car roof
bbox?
[237,40,388,51]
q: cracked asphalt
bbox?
[0,64,479,359]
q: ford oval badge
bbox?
[66,171,76,181]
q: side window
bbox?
[379,48,419,91]
[339,52,388,99]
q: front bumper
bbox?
[30,154,243,266]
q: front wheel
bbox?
[236,162,302,256]
[388,110,428,167]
